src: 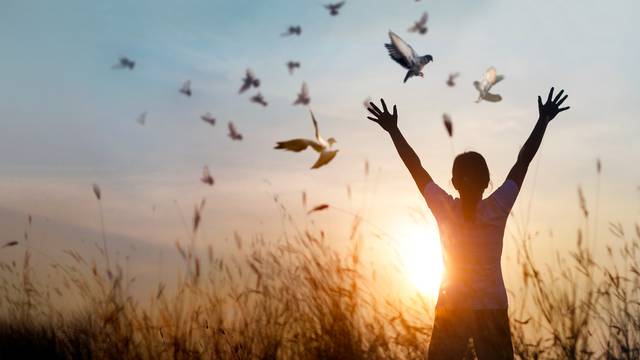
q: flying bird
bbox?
[251,93,268,107]
[201,112,216,126]
[473,67,504,102]
[293,82,310,105]
[408,12,428,34]
[274,110,338,169]
[228,122,243,141]
[286,61,301,75]
[239,69,260,94]
[446,72,460,87]
[325,1,345,16]
[137,112,147,126]
[179,80,192,97]
[281,26,302,36]
[112,57,135,70]
[201,166,214,186]
[442,113,453,137]
[384,31,433,83]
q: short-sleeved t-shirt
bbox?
[422,179,519,309]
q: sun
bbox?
[398,224,444,299]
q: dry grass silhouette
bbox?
[0,171,638,359]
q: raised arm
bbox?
[507,87,570,188]
[367,98,432,191]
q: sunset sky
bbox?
[1,0,639,300]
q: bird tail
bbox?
[403,71,412,83]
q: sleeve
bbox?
[487,179,520,217]
[422,180,455,220]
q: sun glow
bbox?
[398,224,444,299]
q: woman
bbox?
[366,88,570,359]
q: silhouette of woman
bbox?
[366,88,569,359]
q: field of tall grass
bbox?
[0,175,638,359]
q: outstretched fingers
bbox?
[366,116,380,123]
[380,98,389,113]
[547,87,554,104]
[393,104,397,117]
[558,106,570,112]
[538,95,543,109]
[553,89,564,103]
[367,107,381,118]
[556,94,569,106]
[368,102,382,115]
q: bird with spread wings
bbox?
[274,110,338,169]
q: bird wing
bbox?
[494,74,505,85]
[309,110,321,142]
[385,31,416,69]
[483,92,502,102]
[239,81,251,93]
[473,80,482,92]
[336,1,345,8]
[301,82,309,97]
[275,139,322,152]
[228,122,237,134]
[202,166,211,178]
[182,80,191,91]
[247,68,255,79]
[311,149,338,169]
[417,12,428,26]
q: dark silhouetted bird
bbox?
[179,80,192,97]
[201,166,214,186]
[281,26,302,36]
[442,113,453,137]
[446,72,460,87]
[286,61,301,75]
[239,69,260,94]
[228,122,243,141]
[384,31,433,83]
[251,93,268,107]
[325,1,345,16]
[293,82,310,105]
[408,12,428,34]
[201,112,216,126]
[112,57,135,70]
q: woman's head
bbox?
[452,151,490,196]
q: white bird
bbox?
[201,166,214,186]
[239,69,260,94]
[251,93,268,107]
[179,80,192,97]
[228,122,243,141]
[384,31,433,83]
[293,82,310,105]
[473,67,504,103]
[274,110,338,169]
[112,57,135,70]
[325,1,345,16]
[408,12,428,34]
[137,112,147,126]
[201,112,216,126]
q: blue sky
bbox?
[1,0,639,295]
